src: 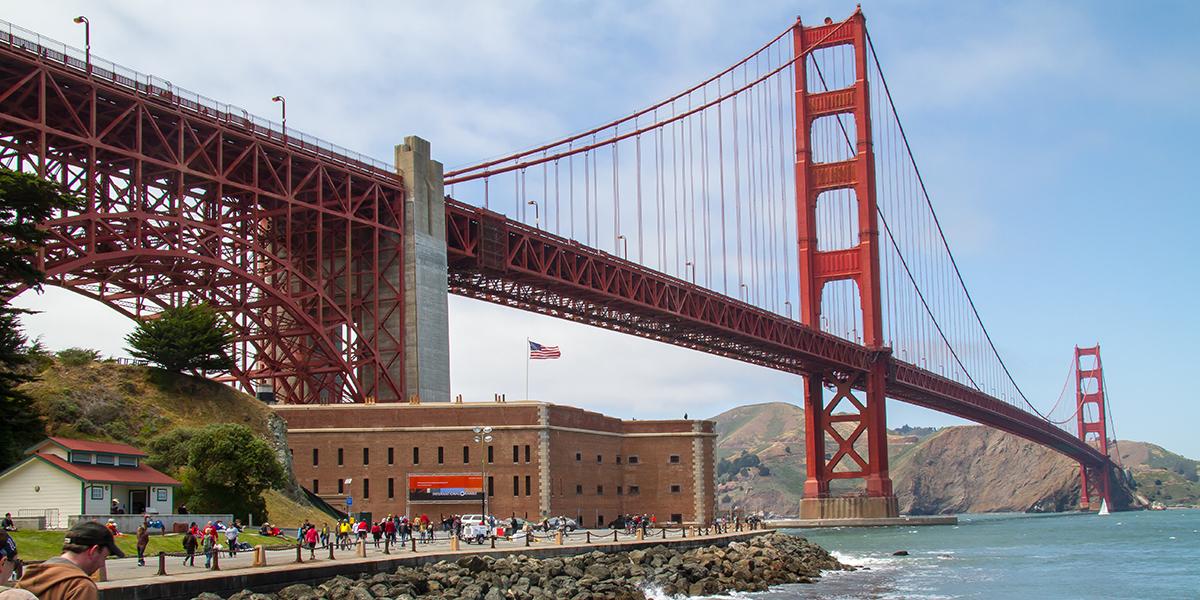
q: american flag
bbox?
[529,340,561,359]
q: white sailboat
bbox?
[1098,498,1110,516]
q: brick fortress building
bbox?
[275,402,717,527]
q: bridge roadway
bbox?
[443,199,1108,469]
[0,24,1107,471]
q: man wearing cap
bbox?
[16,522,124,600]
[0,530,35,599]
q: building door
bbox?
[129,489,147,514]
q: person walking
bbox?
[135,524,149,567]
[225,522,240,558]
[304,526,318,559]
[16,522,125,600]
[201,532,215,569]
[182,529,197,566]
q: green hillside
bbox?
[16,356,333,526]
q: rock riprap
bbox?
[209,533,847,600]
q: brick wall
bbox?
[275,402,716,524]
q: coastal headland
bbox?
[98,531,845,600]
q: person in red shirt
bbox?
[384,518,396,545]
[369,522,382,548]
[304,525,319,559]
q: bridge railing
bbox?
[0,18,394,177]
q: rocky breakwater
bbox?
[201,533,846,600]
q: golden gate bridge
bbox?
[0,8,1122,518]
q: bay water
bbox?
[685,509,1200,599]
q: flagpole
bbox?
[525,338,530,401]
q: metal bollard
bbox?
[661,528,666,540]
[525,532,531,547]
[384,537,390,555]
[295,544,303,563]
[682,526,687,538]
[411,536,417,553]
[157,552,166,576]
[613,531,618,543]
[490,535,495,549]
[586,531,591,543]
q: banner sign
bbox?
[407,474,484,503]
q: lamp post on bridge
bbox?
[526,199,539,228]
[784,301,792,319]
[72,16,90,76]
[685,261,695,284]
[739,283,748,302]
[271,95,287,143]
[617,235,628,260]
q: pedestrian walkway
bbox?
[97,524,751,588]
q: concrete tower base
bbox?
[799,496,899,520]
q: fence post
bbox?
[490,535,495,549]
[661,528,666,540]
[555,531,563,545]
[682,526,687,538]
[586,531,591,543]
[156,552,166,576]
[450,535,459,551]
[613,531,618,543]
[295,544,303,563]
[211,548,220,571]
[328,542,335,560]
[356,539,366,558]
[637,528,644,541]
[252,545,265,567]
[384,537,390,555]
[411,536,417,553]
[525,532,531,547]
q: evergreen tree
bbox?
[125,303,235,372]
[0,168,79,469]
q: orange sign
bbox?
[407,474,483,502]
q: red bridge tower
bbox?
[794,10,897,519]
[1075,345,1112,510]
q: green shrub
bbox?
[56,347,100,367]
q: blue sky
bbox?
[9,2,1200,458]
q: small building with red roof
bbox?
[0,436,180,528]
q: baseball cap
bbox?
[64,522,125,558]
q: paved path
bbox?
[98,527,739,585]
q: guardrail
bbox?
[0,18,393,176]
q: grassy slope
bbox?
[1117,440,1200,505]
[18,358,328,526]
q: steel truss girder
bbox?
[0,40,407,404]
[444,198,1109,469]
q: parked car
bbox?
[546,516,578,531]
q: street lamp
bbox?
[740,283,748,301]
[617,234,628,259]
[526,199,539,228]
[784,300,792,318]
[685,261,695,283]
[72,16,90,76]
[473,426,494,520]
[271,95,286,142]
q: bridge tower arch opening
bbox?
[794,9,897,519]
